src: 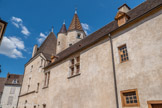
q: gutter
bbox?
[108,33,119,108]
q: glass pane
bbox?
[134,100,137,103]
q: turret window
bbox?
[77,33,81,39]
[69,44,72,46]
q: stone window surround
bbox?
[68,56,80,79]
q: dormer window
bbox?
[77,33,81,39]
[12,79,18,84]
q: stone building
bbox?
[0,78,6,108]
[17,0,162,108]
[1,73,23,108]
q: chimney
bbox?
[32,44,38,57]
[118,4,130,13]
[115,4,130,27]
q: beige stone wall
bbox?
[45,37,116,108]
[18,8,162,108]
[112,9,162,108]
[66,30,85,48]
[18,54,47,108]
[56,33,67,54]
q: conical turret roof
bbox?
[58,22,67,34]
[68,12,83,31]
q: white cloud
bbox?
[20,24,30,36]
[11,16,30,36]
[11,16,22,23]
[81,23,90,35]
[37,32,47,44]
[0,36,25,58]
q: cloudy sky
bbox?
[0,0,144,77]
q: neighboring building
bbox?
[0,78,6,108]
[18,0,162,108]
[0,19,7,45]
[1,73,23,108]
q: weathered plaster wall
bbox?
[67,30,85,47]
[18,54,47,108]
[1,85,21,108]
[112,9,162,108]
[43,37,116,108]
[56,33,67,54]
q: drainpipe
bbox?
[108,33,119,108]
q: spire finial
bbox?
[75,8,77,14]
[51,26,54,32]
[63,20,65,24]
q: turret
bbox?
[56,21,67,54]
[67,10,86,47]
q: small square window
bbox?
[121,89,140,107]
[69,44,72,46]
[118,44,129,63]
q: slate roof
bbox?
[58,23,67,34]
[45,0,162,69]
[26,32,57,66]
[68,13,83,31]
[0,78,6,94]
[5,73,23,85]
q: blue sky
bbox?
[0,0,144,77]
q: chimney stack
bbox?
[32,44,38,57]
[118,4,130,13]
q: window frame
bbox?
[120,89,140,107]
[7,96,13,105]
[118,44,129,63]
[147,101,162,108]
[43,71,50,88]
[68,56,81,79]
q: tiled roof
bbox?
[45,0,162,69]
[5,73,23,85]
[68,13,83,31]
[0,78,6,93]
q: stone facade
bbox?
[1,85,21,108]
[17,1,162,108]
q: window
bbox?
[30,65,33,72]
[10,87,16,94]
[44,72,50,87]
[43,104,46,108]
[12,79,18,84]
[69,56,80,77]
[7,96,13,105]
[148,101,162,108]
[40,59,43,67]
[36,83,39,92]
[118,44,129,63]
[58,41,60,45]
[120,89,140,107]
[69,43,72,47]
[77,33,81,39]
